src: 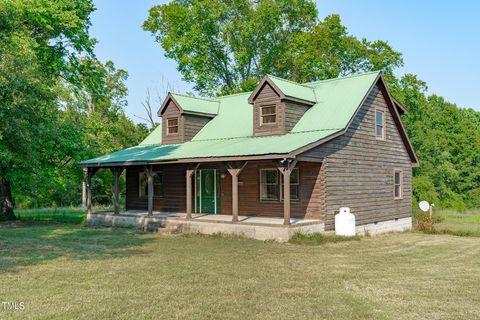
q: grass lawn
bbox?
[434,208,480,236]
[1,216,480,320]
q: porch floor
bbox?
[94,210,321,227]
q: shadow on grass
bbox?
[0,222,147,272]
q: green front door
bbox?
[196,169,220,214]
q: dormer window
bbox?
[167,118,179,135]
[260,105,277,125]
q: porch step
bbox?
[157,220,182,234]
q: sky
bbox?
[90,1,480,123]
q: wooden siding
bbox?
[125,161,324,219]
[284,101,310,132]
[252,82,310,136]
[126,164,190,212]
[220,161,323,219]
[161,101,184,145]
[161,100,211,144]
[183,115,210,141]
[253,82,284,136]
[301,84,413,230]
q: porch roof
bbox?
[80,128,338,166]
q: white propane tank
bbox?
[335,207,356,236]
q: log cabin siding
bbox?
[252,82,284,136]
[126,164,190,212]
[183,115,211,141]
[220,161,323,219]
[284,101,310,132]
[125,161,324,219]
[161,101,212,144]
[301,84,412,230]
[161,101,184,145]
[252,82,310,136]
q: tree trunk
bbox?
[0,178,15,220]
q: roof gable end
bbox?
[248,75,316,105]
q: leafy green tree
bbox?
[0,0,95,219]
[143,1,403,95]
[0,1,148,217]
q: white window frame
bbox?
[259,167,300,202]
[259,168,280,201]
[375,109,386,140]
[166,117,179,135]
[393,169,403,200]
[260,105,277,125]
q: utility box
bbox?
[335,207,356,236]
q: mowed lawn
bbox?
[0,212,480,319]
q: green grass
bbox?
[14,207,87,224]
[1,222,480,319]
[289,232,360,245]
[433,208,480,237]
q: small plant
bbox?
[414,210,443,233]
[289,232,360,245]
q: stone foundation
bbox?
[355,217,412,236]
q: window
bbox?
[375,110,386,140]
[285,168,300,200]
[167,118,179,135]
[260,168,299,201]
[260,169,279,201]
[394,169,403,199]
[139,171,164,198]
[260,105,276,125]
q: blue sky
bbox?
[90,1,480,123]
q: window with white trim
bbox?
[375,110,386,140]
[394,169,403,199]
[167,118,179,135]
[260,105,276,125]
[260,169,279,201]
[139,171,164,198]
[259,168,299,201]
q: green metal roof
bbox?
[81,129,339,165]
[139,124,162,145]
[268,74,316,102]
[81,71,381,166]
[171,93,219,115]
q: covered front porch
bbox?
[84,158,324,225]
[87,210,324,241]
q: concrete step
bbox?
[157,221,183,234]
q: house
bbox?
[80,71,418,240]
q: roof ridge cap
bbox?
[214,91,253,99]
[267,74,313,89]
[304,70,381,86]
[171,92,218,103]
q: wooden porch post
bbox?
[186,169,195,220]
[85,167,98,215]
[82,168,87,208]
[111,167,124,215]
[278,159,297,225]
[227,162,248,222]
[144,166,154,217]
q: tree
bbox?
[143,1,403,95]
[0,0,95,219]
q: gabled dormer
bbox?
[158,93,219,145]
[248,75,316,136]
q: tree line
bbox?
[1,0,478,220]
